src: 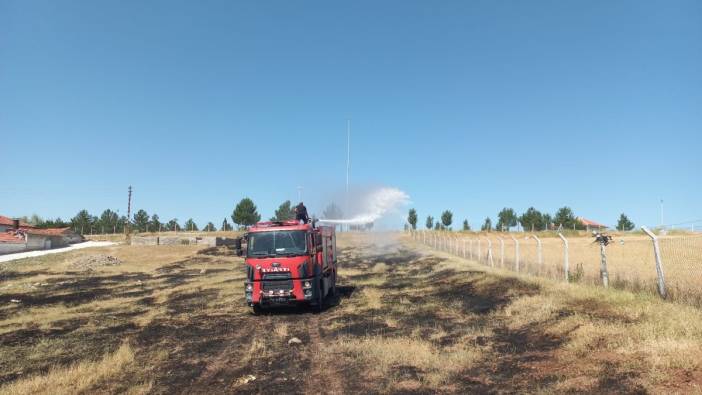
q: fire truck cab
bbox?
[238,220,337,313]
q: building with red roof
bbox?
[0,215,33,232]
[577,217,609,231]
[0,214,83,255]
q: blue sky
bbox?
[1,0,700,229]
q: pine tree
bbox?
[462,219,470,231]
[99,209,119,234]
[518,207,545,232]
[441,210,453,230]
[71,210,92,234]
[232,198,261,228]
[616,213,635,231]
[221,218,233,231]
[166,219,180,232]
[554,207,579,229]
[425,215,434,230]
[149,214,161,232]
[271,200,295,221]
[133,209,149,232]
[481,217,493,232]
[184,218,198,231]
[408,209,418,230]
[496,208,517,231]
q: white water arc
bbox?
[319,187,410,225]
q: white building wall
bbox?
[26,235,48,250]
[0,243,27,255]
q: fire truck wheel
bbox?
[252,304,263,315]
[330,272,337,296]
[313,281,324,312]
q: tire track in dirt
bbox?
[304,313,344,395]
[188,312,255,393]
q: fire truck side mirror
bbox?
[234,237,244,257]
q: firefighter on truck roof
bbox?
[294,202,309,224]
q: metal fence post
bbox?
[642,226,668,299]
[510,235,520,272]
[499,236,505,268]
[558,232,569,282]
[599,242,609,288]
[487,237,494,267]
[532,234,542,267]
[462,239,466,258]
[469,239,474,260]
[477,238,482,263]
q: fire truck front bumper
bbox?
[245,277,315,306]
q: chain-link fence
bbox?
[658,233,702,306]
[409,229,702,307]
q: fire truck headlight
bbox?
[245,284,253,292]
[303,281,312,289]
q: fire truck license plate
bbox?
[270,297,288,303]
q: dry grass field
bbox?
[430,232,702,306]
[1,233,701,393]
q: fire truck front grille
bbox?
[261,273,293,291]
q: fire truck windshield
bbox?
[247,230,307,257]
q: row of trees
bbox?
[408,209,465,231]
[84,209,231,234]
[22,210,233,235]
[407,207,636,232]
[21,197,347,235]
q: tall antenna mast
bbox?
[346,119,351,227]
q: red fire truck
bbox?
[237,220,337,313]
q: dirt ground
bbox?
[1,233,701,394]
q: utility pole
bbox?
[126,185,132,243]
